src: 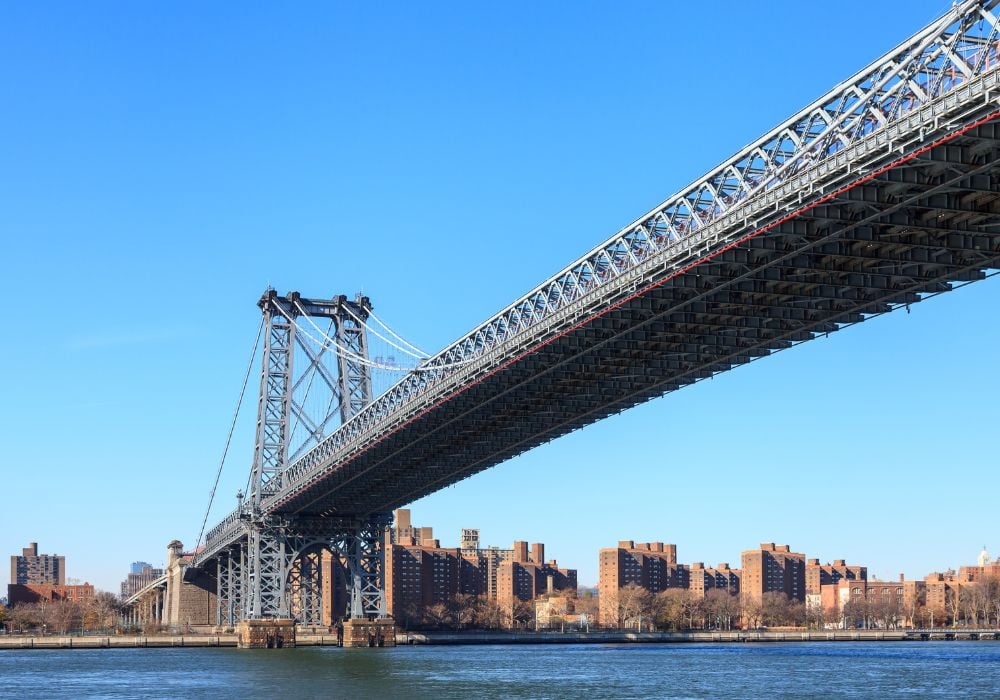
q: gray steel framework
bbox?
[205,291,391,623]
[196,0,1000,619]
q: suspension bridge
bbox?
[123,0,1000,645]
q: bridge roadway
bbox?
[201,3,1000,563]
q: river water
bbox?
[1,642,998,698]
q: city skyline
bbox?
[2,0,998,595]
[6,523,995,600]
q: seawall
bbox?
[2,629,998,649]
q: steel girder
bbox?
[267,0,1000,515]
[204,514,390,624]
[262,118,1000,518]
[249,295,293,506]
[288,548,323,625]
[331,514,391,619]
[199,0,1000,619]
[216,547,246,627]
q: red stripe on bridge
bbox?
[273,108,1000,512]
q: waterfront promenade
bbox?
[3,629,999,649]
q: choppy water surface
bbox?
[2,642,999,699]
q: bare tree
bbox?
[654,589,687,631]
[477,598,504,630]
[573,590,600,627]
[983,576,1000,626]
[678,591,704,630]
[741,597,763,630]
[761,592,796,627]
[9,604,41,634]
[616,583,653,630]
[451,594,477,630]
[903,588,924,629]
[704,589,739,631]
[510,599,534,630]
[47,600,83,634]
[948,586,964,627]
[85,592,121,632]
[424,602,454,630]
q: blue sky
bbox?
[2,0,996,594]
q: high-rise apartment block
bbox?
[497,542,576,612]
[689,562,741,598]
[10,542,65,586]
[740,543,806,605]
[598,541,689,626]
[392,509,435,547]
[383,509,576,626]
[120,563,165,599]
[805,558,867,595]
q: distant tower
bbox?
[978,545,991,568]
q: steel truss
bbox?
[267,0,1000,514]
[238,291,387,622]
[211,516,390,625]
[332,514,392,619]
[197,1,1000,624]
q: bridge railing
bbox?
[265,1,1000,512]
[398,0,1000,376]
[122,573,168,608]
[199,509,247,562]
[269,54,1000,513]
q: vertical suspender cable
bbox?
[193,316,264,555]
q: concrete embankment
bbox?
[398,629,1000,645]
[0,634,340,649]
[2,629,998,649]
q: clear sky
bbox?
[2,0,996,595]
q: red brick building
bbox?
[598,541,688,626]
[497,550,577,616]
[805,559,866,595]
[381,510,576,628]
[7,583,95,606]
[689,562,740,598]
[740,543,806,606]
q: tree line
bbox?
[1,593,124,635]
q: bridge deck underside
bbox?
[275,122,1000,518]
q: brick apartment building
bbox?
[382,509,576,627]
[496,542,577,613]
[805,559,867,595]
[598,541,689,626]
[10,542,65,586]
[7,541,91,608]
[689,562,741,598]
[7,583,95,606]
[385,535,463,622]
[741,543,806,606]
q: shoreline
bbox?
[2,629,999,650]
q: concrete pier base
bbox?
[341,618,396,648]
[236,619,296,649]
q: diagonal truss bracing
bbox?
[260,0,1000,516]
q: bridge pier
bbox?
[201,513,395,646]
[236,619,296,649]
[341,618,396,648]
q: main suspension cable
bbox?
[367,308,429,357]
[288,299,476,371]
[341,303,428,360]
[285,300,413,371]
[193,316,264,553]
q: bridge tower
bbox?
[212,289,395,643]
